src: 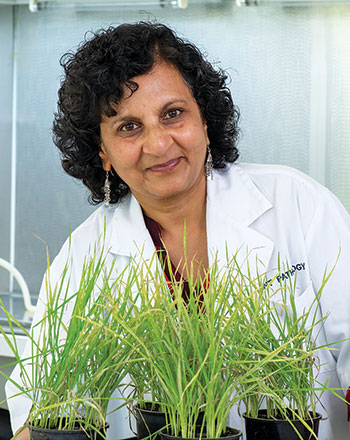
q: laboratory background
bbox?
[0,0,350,438]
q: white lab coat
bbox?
[6,163,350,439]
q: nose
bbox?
[142,124,173,156]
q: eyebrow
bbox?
[110,99,188,128]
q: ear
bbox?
[99,143,112,172]
[203,121,209,146]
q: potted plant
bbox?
[123,252,345,440]
[118,254,298,440]
[127,259,209,440]
[235,261,337,440]
[0,244,139,440]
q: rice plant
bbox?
[0,238,341,440]
[114,252,316,439]
[235,258,338,438]
[0,240,141,436]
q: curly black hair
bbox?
[53,22,240,204]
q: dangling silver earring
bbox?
[205,145,213,180]
[104,171,111,206]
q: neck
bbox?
[134,176,208,279]
[134,178,207,233]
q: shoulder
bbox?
[217,162,349,234]
[227,162,334,206]
[49,202,121,280]
[232,162,324,191]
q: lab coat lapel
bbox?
[109,193,156,262]
[206,165,275,274]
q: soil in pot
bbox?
[28,420,108,440]
[134,404,204,440]
[243,409,322,440]
[159,426,241,440]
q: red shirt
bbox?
[143,213,205,304]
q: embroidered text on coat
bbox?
[264,262,306,288]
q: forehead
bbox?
[100,61,199,123]
[119,61,195,107]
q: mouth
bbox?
[147,158,182,172]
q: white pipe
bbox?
[29,0,183,11]
[0,258,35,316]
[9,6,18,292]
[256,0,350,4]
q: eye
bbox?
[119,122,139,132]
[164,109,182,120]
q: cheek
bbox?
[110,148,141,175]
[180,122,208,146]
[194,126,209,153]
[195,121,209,145]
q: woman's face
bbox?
[99,60,209,206]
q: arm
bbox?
[305,187,350,385]
[13,427,29,440]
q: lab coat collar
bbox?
[206,164,275,271]
[109,163,275,269]
[109,193,155,259]
[207,164,273,226]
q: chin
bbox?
[143,173,204,201]
[152,185,188,200]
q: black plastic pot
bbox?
[134,404,205,440]
[28,421,108,440]
[243,410,322,440]
[159,426,242,440]
[134,404,168,440]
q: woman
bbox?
[8,22,350,439]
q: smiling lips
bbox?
[148,157,182,172]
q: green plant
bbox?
[116,252,308,439]
[4,238,338,440]
[235,259,339,438]
[0,241,140,437]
